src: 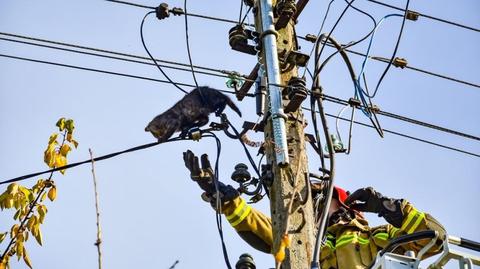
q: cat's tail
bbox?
[226,97,242,117]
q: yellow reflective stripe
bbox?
[325,240,335,249]
[400,209,418,231]
[230,205,251,227]
[336,234,369,248]
[374,232,388,241]
[389,227,399,238]
[407,212,425,234]
[226,199,246,221]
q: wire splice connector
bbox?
[393,57,408,69]
[155,3,183,20]
[406,10,420,21]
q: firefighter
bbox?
[183,150,446,268]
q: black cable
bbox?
[0,137,186,186]
[302,106,480,158]
[299,35,480,89]
[204,132,233,269]
[370,0,410,98]
[106,0,255,27]
[105,0,154,9]
[312,0,357,84]
[0,37,241,81]
[322,94,480,141]
[240,6,253,25]
[3,51,476,142]
[0,33,254,81]
[225,119,261,177]
[366,0,480,33]
[141,11,188,94]
[0,53,252,97]
[238,0,244,24]
[184,0,199,87]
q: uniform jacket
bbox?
[220,197,446,269]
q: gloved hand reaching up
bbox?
[344,187,404,228]
[183,150,239,204]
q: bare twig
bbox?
[168,260,179,269]
[89,149,102,269]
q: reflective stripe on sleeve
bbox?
[226,198,252,227]
[400,208,425,234]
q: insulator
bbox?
[235,253,256,269]
[231,163,251,184]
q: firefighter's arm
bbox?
[221,196,273,253]
[386,200,446,257]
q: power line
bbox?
[2,48,477,143]
[0,32,253,81]
[366,0,480,33]
[299,35,480,89]
[302,107,480,158]
[2,52,478,157]
[0,53,252,97]
[322,94,480,141]
[105,0,255,27]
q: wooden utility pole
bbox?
[254,0,315,268]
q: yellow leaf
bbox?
[37,205,47,224]
[54,154,67,174]
[13,209,21,220]
[16,241,23,260]
[0,261,5,269]
[26,217,35,231]
[5,196,14,209]
[44,145,56,168]
[66,132,72,142]
[33,226,42,246]
[60,144,71,156]
[48,133,58,145]
[71,139,79,149]
[7,184,18,194]
[56,117,66,131]
[0,232,6,243]
[47,187,57,201]
[10,224,19,239]
[22,247,33,269]
[65,119,75,133]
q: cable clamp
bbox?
[406,10,420,21]
[259,29,279,40]
[155,3,170,20]
[272,112,288,120]
[368,104,380,113]
[304,34,317,43]
[348,98,361,107]
[393,57,408,69]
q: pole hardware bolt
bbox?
[393,57,408,68]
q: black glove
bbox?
[183,150,239,203]
[344,187,404,228]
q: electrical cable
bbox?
[0,53,251,97]
[0,137,186,186]
[356,13,403,99]
[366,0,480,33]
[298,35,480,89]
[141,11,188,94]
[238,0,244,24]
[301,0,335,78]
[2,51,476,142]
[371,0,410,98]
[105,0,255,27]
[302,106,480,158]
[312,0,357,84]
[203,132,233,269]
[184,0,199,87]
[0,37,242,81]
[240,6,253,26]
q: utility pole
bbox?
[254,0,315,268]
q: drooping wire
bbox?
[301,0,335,78]
[354,13,403,116]
[141,11,188,94]
[203,132,233,269]
[184,0,199,87]
[372,0,410,98]
[0,137,186,186]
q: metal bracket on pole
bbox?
[259,0,290,166]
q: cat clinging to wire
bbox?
[145,86,242,142]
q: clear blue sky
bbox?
[1,0,479,268]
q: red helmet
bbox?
[333,186,349,204]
